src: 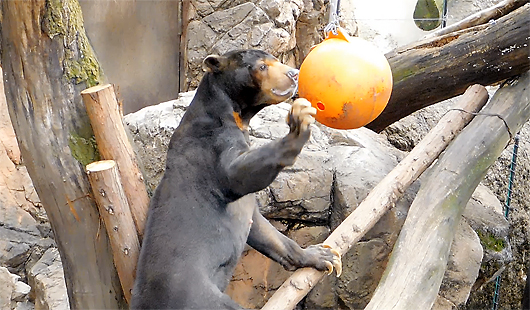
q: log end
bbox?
[86,160,116,172]
[81,83,113,95]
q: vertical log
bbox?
[87,160,140,303]
[0,0,126,307]
[365,71,530,310]
[81,84,149,238]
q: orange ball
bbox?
[298,29,393,129]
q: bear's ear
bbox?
[203,55,227,73]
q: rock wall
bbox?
[182,0,331,90]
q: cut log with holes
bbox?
[261,84,490,310]
[81,84,149,238]
[365,71,530,310]
[87,160,140,303]
[366,3,530,132]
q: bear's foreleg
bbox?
[220,99,317,196]
[247,207,342,276]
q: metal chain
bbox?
[324,0,341,36]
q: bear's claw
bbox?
[302,244,342,277]
[322,245,342,277]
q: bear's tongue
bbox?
[272,86,296,97]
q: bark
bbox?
[1,0,126,308]
[82,84,149,238]
[87,160,140,303]
[366,3,530,132]
[365,71,530,310]
[261,85,489,310]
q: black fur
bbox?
[131,50,339,309]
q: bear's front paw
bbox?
[302,244,342,277]
[287,98,317,135]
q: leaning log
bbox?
[0,0,126,308]
[261,85,489,310]
[366,3,530,132]
[82,84,149,238]
[365,71,530,310]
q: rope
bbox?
[447,108,514,139]
[492,133,520,310]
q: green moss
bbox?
[477,231,505,252]
[68,133,100,167]
[392,67,418,83]
[42,0,103,87]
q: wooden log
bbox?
[81,84,149,238]
[366,3,530,132]
[261,85,489,310]
[365,71,530,310]
[86,160,140,303]
[1,1,126,307]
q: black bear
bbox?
[131,49,341,309]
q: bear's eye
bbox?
[259,64,267,71]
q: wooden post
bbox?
[87,160,141,303]
[81,84,149,238]
[261,85,490,310]
[365,72,530,310]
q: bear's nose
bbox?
[287,69,299,82]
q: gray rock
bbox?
[437,220,483,308]
[14,301,34,310]
[125,92,194,193]
[12,281,31,302]
[0,226,55,274]
[27,248,69,310]
[0,267,16,310]
[432,295,457,310]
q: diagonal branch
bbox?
[261,85,489,310]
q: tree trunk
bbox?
[365,71,530,310]
[1,0,126,308]
[366,3,530,132]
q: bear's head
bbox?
[202,50,299,107]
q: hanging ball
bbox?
[298,29,393,130]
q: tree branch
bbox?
[366,4,529,132]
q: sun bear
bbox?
[130,49,341,309]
